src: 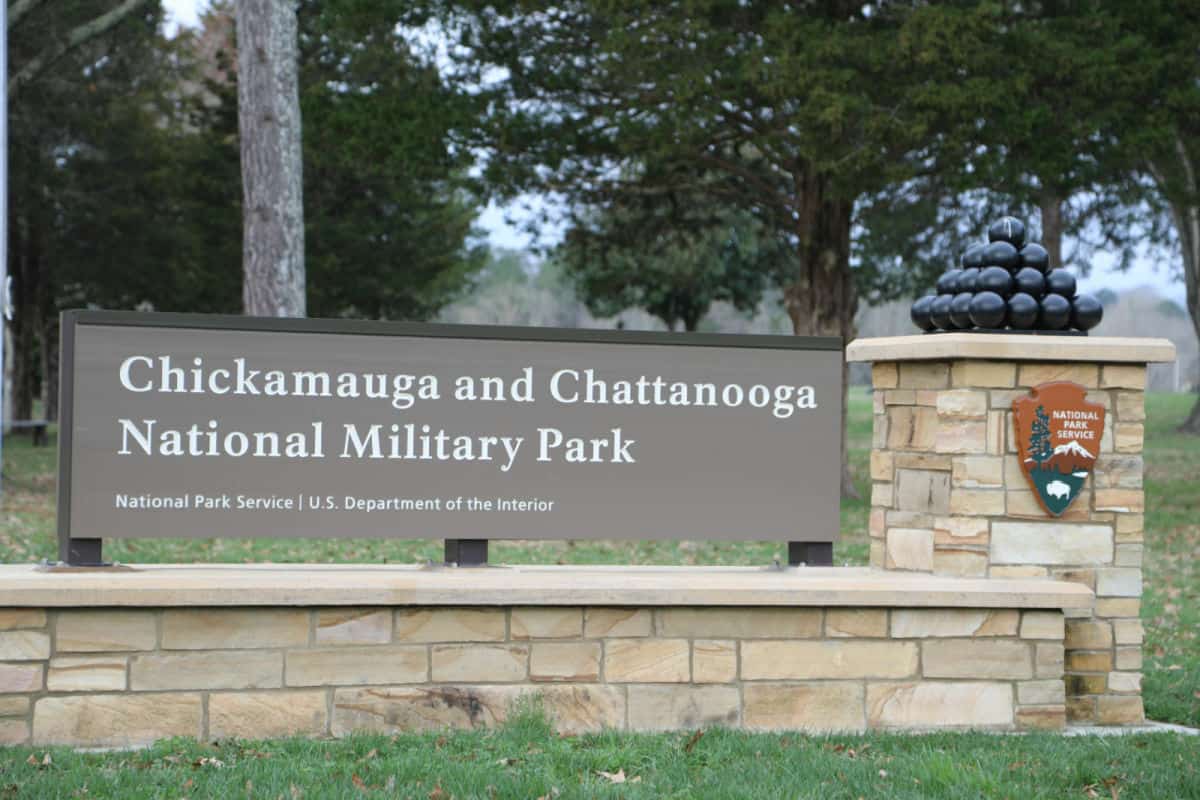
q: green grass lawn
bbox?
[0,390,1196,798]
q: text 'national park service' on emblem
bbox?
[1013,381,1105,517]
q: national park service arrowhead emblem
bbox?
[1013,382,1104,517]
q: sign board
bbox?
[1013,381,1104,516]
[58,312,842,554]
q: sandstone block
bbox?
[949,489,1005,516]
[899,362,950,389]
[395,608,505,643]
[988,410,1007,455]
[1113,423,1144,453]
[55,610,156,652]
[896,469,950,513]
[1099,676,1137,695]
[1018,680,1065,705]
[1115,513,1144,535]
[922,640,1032,679]
[332,685,623,735]
[604,639,689,683]
[895,452,954,471]
[33,694,201,747]
[937,390,988,418]
[867,682,1013,729]
[891,609,1017,638]
[887,510,935,528]
[1114,544,1143,568]
[1016,706,1066,730]
[870,540,885,569]
[885,389,917,405]
[873,362,899,389]
[743,683,865,732]
[1115,647,1143,671]
[1094,489,1144,513]
[47,656,126,692]
[992,566,1048,578]
[530,642,600,682]
[952,361,1016,388]
[951,456,1004,488]
[1101,365,1145,390]
[658,608,821,639]
[1112,619,1144,645]
[0,697,29,716]
[742,641,918,680]
[0,631,49,661]
[316,609,391,645]
[584,608,652,638]
[874,390,886,414]
[1066,651,1113,672]
[1052,568,1097,591]
[871,482,894,508]
[870,508,886,539]
[511,608,583,639]
[1019,363,1098,388]
[627,685,739,731]
[1036,643,1064,678]
[886,528,933,571]
[1096,568,1141,598]
[1065,621,1112,650]
[161,609,308,650]
[990,389,1023,409]
[0,719,28,746]
[1115,392,1145,421]
[935,421,989,454]
[873,416,889,449]
[693,640,737,683]
[933,516,989,546]
[870,451,894,482]
[209,690,328,739]
[132,650,282,691]
[933,548,989,577]
[0,663,41,693]
[888,406,939,450]
[990,522,1112,565]
[0,610,45,630]
[1092,455,1143,489]
[431,645,528,683]
[1067,695,1096,722]
[826,609,887,638]
[1020,612,1064,641]
[287,645,427,687]
[1096,695,1143,724]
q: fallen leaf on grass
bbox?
[356,748,378,763]
[597,769,640,784]
[429,784,452,800]
[351,774,367,793]
[683,730,705,753]
[192,757,224,769]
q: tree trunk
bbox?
[40,314,59,423]
[236,0,305,317]
[8,209,40,428]
[782,168,859,500]
[1039,190,1064,268]
[1148,133,1200,434]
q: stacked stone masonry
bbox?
[0,605,1065,746]
[867,358,1146,725]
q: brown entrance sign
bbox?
[57,311,843,566]
[1012,381,1104,516]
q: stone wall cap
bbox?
[0,564,1093,610]
[845,334,1176,364]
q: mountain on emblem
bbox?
[1013,382,1105,516]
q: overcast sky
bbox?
[161,0,1183,306]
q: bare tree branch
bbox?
[7,0,48,30]
[8,0,153,99]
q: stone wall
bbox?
[0,605,1065,746]
[865,358,1147,725]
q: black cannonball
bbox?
[982,240,1021,271]
[1013,266,1046,297]
[1045,268,1076,297]
[1007,292,1039,329]
[936,270,960,295]
[969,291,1007,329]
[1038,293,1071,330]
[988,216,1027,248]
[911,295,936,332]
[930,294,955,329]
[961,243,986,269]
[1019,242,1050,273]
[950,292,975,329]
[1070,293,1104,331]
[978,266,1014,297]
[959,267,981,293]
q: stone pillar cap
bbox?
[846,334,1175,364]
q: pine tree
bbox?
[1031,406,1053,465]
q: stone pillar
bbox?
[847,334,1175,726]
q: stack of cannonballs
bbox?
[910,216,1103,333]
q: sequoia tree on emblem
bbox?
[1012,382,1105,516]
